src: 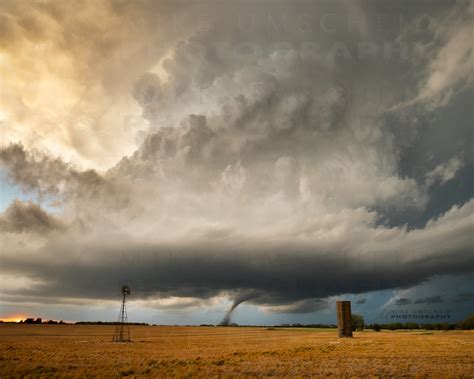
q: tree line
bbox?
[274,313,474,331]
[9,314,474,330]
[360,314,474,331]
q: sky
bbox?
[0,0,473,325]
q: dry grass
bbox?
[1,324,473,377]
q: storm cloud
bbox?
[0,0,473,317]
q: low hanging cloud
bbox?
[381,273,474,320]
[452,293,474,304]
[1,192,473,308]
[414,296,443,305]
[264,299,329,314]
[395,298,412,306]
[0,0,473,315]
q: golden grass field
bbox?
[1,324,473,378]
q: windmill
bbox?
[112,285,131,342]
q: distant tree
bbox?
[387,322,403,330]
[352,314,365,331]
[372,323,381,332]
[459,314,474,330]
[440,322,450,331]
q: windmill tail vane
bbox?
[113,285,131,342]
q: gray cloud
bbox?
[0,144,104,196]
[452,293,474,304]
[408,1,474,107]
[380,273,473,323]
[0,200,64,234]
[264,299,329,314]
[0,0,473,316]
[425,157,463,188]
[414,296,443,304]
[395,298,412,306]
[0,144,131,212]
[1,198,473,308]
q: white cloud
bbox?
[407,1,474,107]
[425,157,463,187]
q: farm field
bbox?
[1,324,473,377]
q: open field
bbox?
[1,325,473,377]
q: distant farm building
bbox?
[336,301,353,337]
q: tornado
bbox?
[220,291,258,326]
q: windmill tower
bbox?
[113,285,131,342]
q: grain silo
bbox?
[336,301,353,337]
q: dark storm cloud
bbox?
[265,299,329,314]
[414,296,443,304]
[383,273,474,322]
[2,197,473,307]
[356,298,366,304]
[395,298,411,306]
[452,293,474,304]
[0,0,473,313]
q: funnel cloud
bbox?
[220,292,259,325]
